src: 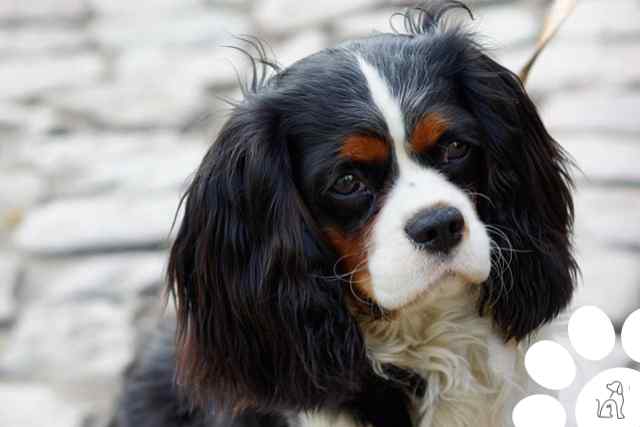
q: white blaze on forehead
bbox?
[356,56,409,164]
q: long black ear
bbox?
[465,55,578,341]
[167,96,367,412]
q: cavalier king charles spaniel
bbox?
[118,2,577,426]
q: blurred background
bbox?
[0,0,638,426]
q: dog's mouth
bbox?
[375,268,485,314]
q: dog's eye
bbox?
[444,141,470,162]
[331,174,365,195]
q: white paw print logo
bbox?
[513,306,640,427]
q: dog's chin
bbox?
[375,269,487,315]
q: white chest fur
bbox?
[359,282,524,427]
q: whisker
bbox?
[465,190,494,207]
[484,225,518,306]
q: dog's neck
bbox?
[356,280,523,427]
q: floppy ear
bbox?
[464,55,578,341]
[167,97,368,412]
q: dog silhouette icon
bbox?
[596,381,625,420]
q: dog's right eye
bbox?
[331,174,366,195]
[443,141,470,162]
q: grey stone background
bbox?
[0,0,638,426]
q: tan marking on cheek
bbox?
[340,135,389,164]
[324,228,374,301]
[410,112,449,154]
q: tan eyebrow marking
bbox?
[340,135,390,164]
[410,112,449,154]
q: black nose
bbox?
[404,206,465,253]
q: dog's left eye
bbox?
[443,141,470,162]
[331,174,366,195]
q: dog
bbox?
[596,381,625,420]
[116,2,577,426]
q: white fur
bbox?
[296,411,365,427]
[356,57,405,153]
[356,56,491,310]
[298,288,525,427]
[358,284,525,427]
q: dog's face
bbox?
[289,43,492,311]
[168,2,577,413]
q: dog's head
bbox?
[168,1,576,412]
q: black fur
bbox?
[467,55,577,340]
[115,326,415,427]
[115,323,289,427]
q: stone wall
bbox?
[0,1,638,426]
